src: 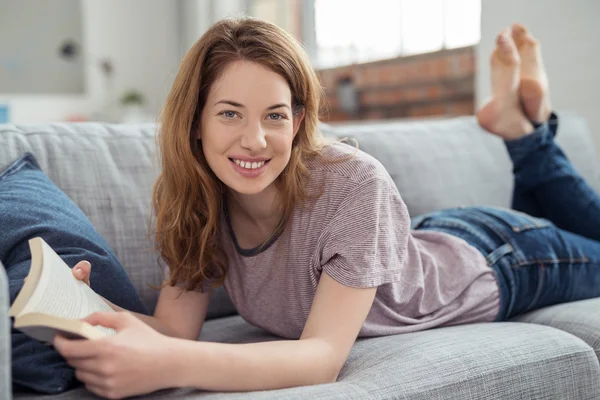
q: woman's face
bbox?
[199,60,304,196]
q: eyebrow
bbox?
[213,100,290,111]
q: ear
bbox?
[292,107,305,138]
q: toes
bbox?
[495,29,511,47]
[493,30,520,65]
[511,23,527,40]
[511,23,538,48]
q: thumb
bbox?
[72,261,92,286]
[83,311,129,331]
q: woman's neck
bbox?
[227,186,283,246]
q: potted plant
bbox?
[120,90,150,123]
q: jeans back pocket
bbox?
[475,206,552,232]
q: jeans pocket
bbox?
[476,206,552,232]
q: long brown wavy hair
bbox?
[152,17,329,292]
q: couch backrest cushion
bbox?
[320,112,600,217]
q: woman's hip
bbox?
[411,206,600,320]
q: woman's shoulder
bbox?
[308,140,390,185]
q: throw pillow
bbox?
[0,153,149,394]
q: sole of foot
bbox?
[511,23,552,124]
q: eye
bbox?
[219,111,238,119]
[267,113,286,121]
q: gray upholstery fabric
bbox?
[13,317,600,399]
[511,298,600,359]
[321,112,600,217]
[0,123,235,320]
[0,264,11,400]
[4,112,600,399]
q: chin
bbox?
[227,179,273,195]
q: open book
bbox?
[9,237,116,343]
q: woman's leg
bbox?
[462,25,600,321]
[506,114,600,241]
[478,25,600,241]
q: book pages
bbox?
[20,239,116,336]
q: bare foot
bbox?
[511,23,552,123]
[477,29,534,140]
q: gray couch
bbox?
[2,112,600,399]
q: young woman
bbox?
[54,19,600,398]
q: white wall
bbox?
[477,0,600,149]
[0,0,84,94]
[180,0,248,53]
[180,0,219,53]
[179,0,303,55]
[0,0,182,123]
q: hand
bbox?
[72,260,91,286]
[54,311,176,399]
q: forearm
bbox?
[167,338,339,392]
[100,296,181,338]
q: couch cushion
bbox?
[511,297,600,360]
[0,123,236,320]
[0,266,10,400]
[321,112,600,217]
[14,316,600,399]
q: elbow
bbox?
[320,352,344,384]
[305,339,345,385]
[326,366,341,384]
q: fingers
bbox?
[72,261,92,286]
[70,357,106,375]
[83,311,130,330]
[54,335,100,359]
[75,369,105,387]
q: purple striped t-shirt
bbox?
[220,142,500,339]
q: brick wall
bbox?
[317,46,475,123]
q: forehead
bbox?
[208,60,292,105]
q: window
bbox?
[314,0,481,69]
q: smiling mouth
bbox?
[228,158,271,170]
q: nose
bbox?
[240,122,267,151]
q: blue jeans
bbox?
[411,113,600,321]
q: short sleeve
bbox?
[319,176,410,288]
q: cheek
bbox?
[272,127,295,152]
[202,125,234,153]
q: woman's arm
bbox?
[165,272,377,391]
[103,284,210,340]
[73,261,210,340]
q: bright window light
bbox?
[444,0,481,48]
[315,0,481,68]
[401,0,443,55]
[315,0,402,67]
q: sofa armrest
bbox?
[0,263,12,399]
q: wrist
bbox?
[161,336,201,389]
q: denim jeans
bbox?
[411,113,600,321]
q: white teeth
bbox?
[232,159,266,170]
